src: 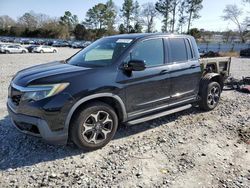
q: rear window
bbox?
[169,38,187,63]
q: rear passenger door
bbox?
[166,38,201,103]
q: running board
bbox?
[127,104,192,125]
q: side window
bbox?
[169,38,187,63]
[131,38,164,67]
[185,39,193,60]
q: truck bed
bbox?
[200,57,231,81]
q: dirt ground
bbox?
[0,48,249,188]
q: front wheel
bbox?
[199,82,221,111]
[70,102,118,150]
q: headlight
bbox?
[21,83,69,101]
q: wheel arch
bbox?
[199,73,224,94]
[64,93,127,133]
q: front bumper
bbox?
[7,102,68,145]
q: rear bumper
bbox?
[7,102,68,145]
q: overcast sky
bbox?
[0,0,249,32]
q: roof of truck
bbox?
[106,33,192,40]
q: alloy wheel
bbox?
[207,85,220,107]
[82,111,113,144]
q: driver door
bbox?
[118,38,171,116]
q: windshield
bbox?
[67,38,133,67]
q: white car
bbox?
[2,45,28,54]
[0,44,8,53]
[32,46,58,53]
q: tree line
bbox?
[0,0,204,40]
[0,0,248,42]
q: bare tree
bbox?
[222,4,245,42]
[142,2,158,32]
[36,13,51,28]
[0,15,15,30]
[18,11,38,29]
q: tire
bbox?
[70,102,118,150]
[53,50,56,53]
[5,50,10,54]
[199,81,221,111]
[40,50,44,53]
[22,50,26,53]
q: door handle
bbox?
[190,64,196,69]
[159,69,169,75]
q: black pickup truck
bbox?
[7,33,230,149]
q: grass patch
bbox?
[219,51,239,57]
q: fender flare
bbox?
[199,73,223,93]
[64,93,127,133]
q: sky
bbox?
[0,0,249,32]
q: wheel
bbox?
[199,81,221,111]
[70,102,118,150]
[53,50,56,53]
[40,50,44,53]
[22,50,26,53]
[5,50,10,54]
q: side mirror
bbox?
[122,60,146,71]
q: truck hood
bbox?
[12,61,91,86]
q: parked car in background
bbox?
[71,41,85,48]
[240,48,250,57]
[20,39,35,45]
[52,41,70,47]
[32,45,58,53]
[83,41,92,48]
[26,45,39,53]
[2,45,28,54]
[0,44,8,53]
[8,38,15,43]
[14,38,22,44]
[1,37,12,43]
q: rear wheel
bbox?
[40,50,44,53]
[53,50,56,53]
[5,50,10,54]
[70,102,118,150]
[22,50,26,53]
[199,81,221,111]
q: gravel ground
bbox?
[0,49,249,187]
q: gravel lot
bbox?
[0,48,249,187]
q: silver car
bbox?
[0,44,8,53]
[3,45,28,54]
[32,45,58,53]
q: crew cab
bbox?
[7,34,230,149]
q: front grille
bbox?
[10,86,22,106]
